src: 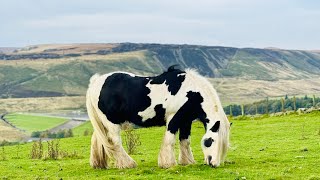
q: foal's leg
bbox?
[104,121,137,169]
[158,130,177,168]
[178,122,195,165]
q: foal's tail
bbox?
[86,74,112,169]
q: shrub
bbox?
[30,139,43,159]
[1,146,6,161]
[122,123,141,155]
[65,129,74,138]
[45,140,60,160]
[31,131,42,138]
[29,139,82,160]
[0,140,9,146]
[83,129,90,136]
[56,130,65,138]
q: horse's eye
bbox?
[204,137,214,147]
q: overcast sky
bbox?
[1,0,319,50]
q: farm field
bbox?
[73,121,93,137]
[0,112,320,179]
[4,113,68,133]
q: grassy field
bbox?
[0,112,320,179]
[73,121,93,137]
[5,113,68,133]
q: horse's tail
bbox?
[86,74,112,168]
[89,73,100,84]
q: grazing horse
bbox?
[86,66,230,169]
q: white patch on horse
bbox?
[177,73,186,77]
[138,81,170,121]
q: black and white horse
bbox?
[86,66,230,169]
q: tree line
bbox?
[224,95,320,116]
[31,129,74,139]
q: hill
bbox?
[0,43,320,108]
[0,47,18,54]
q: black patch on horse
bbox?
[98,73,151,125]
[204,137,214,147]
[167,91,207,140]
[150,66,186,95]
[210,121,220,132]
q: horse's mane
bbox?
[167,65,181,72]
[184,67,230,164]
[167,64,183,72]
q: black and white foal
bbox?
[86,66,230,169]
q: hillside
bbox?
[0,47,18,54]
[0,43,320,106]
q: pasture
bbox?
[73,121,92,137]
[0,112,319,179]
[4,113,68,133]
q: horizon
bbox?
[1,0,319,50]
[0,42,318,51]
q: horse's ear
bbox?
[167,64,180,72]
[210,121,220,132]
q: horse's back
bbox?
[96,72,152,124]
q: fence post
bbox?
[313,95,316,107]
[241,104,244,116]
[266,97,269,115]
[293,96,296,111]
[281,98,285,112]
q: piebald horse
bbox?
[86,66,230,169]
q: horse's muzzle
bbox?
[207,155,217,168]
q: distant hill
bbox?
[0,43,320,104]
[0,47,19,54]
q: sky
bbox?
[0,0,319,50]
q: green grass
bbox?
[0,112,320,179]
[5,113,68,133]
[73,121,93,137]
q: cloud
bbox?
[21,12,224,45]
[0,0,319,49]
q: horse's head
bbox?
[201,120,229,167]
